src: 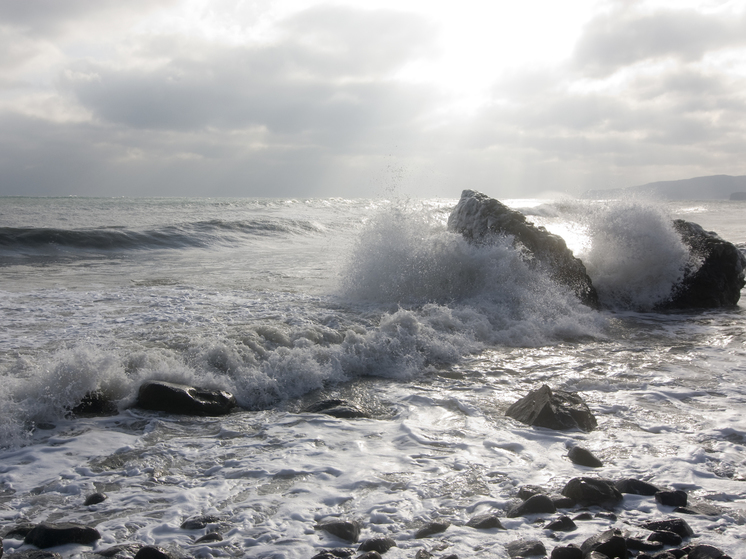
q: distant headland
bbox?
[581,174,746,201]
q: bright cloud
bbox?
[0,0,745,198]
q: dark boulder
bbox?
[506,385,597,432]
[655,490,687,507]
[517,485,547,500]
[133,546,178,559]
[194,532,222,543]
[581,528,627,558]
[311,550,355,559]
[615,478,660,496]
[561,477,623,506]
[84,492,107,506]
[682,544,729,559]
[466,513,505,530]
[507,494,556,517]
[567,446,603,467]
[357,552,383,559]
[550,544,582,559]
[137,381,236,416]
[648,530,683,546]
[448,190,599,307]
[24,523,101,549]
[505,539,547,558]
[315,520,362,543]
[414,521,450,539]
[661,220,746,309]
[448,190,600,307]
[358,537,396,553]
[642,518,694,539]
[544,515,576,531]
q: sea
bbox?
[0,195,745,558]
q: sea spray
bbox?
[577,201,695,310]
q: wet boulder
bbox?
[568,446,603,467]
[303,399,370,419]
[615,478,660,496]
[507,494,556,517]
[581,529,627,558]
[358,537,396,553]
[466,513,505,530]
[561,477,623,506]
[315,519,362,543]
[662,220,746,309]
[505,539,547,558]
[506,384,597,432]
[448,190,599,307]
[137,381,237,416]
[24,523,101,549]
[414,521,450,539]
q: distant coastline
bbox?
[581,174,746,201]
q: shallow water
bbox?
[0,196,745,558]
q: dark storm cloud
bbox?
[573,7,746,76]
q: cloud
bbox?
[573,7,746,76]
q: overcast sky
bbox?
[1,0,745,198]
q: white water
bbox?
[0,196,745,558]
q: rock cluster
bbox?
[448,190,746,310]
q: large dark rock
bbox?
[24,523,101,549]
[466,513,505,530]
[683,544,729,559]
[661,220,746,309]
[581,529,627,558]
[448,190,599,307]
[358,537,396,553]
[655,490,688,507]
[133,546,178,559]
[137,381,237,416]
[69,391,118,417]
[561,477,623,506]
[506,384,597,432]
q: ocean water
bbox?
[0,195,745,558]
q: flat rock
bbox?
[448,190,599,307]
[615,478,660,495]
[507,494,556,517]
[357,537,396,553]
[568,446,603,467]
[561,477,623,506]
[675,501,722,516]
[506,384,597,432]
[315,520,362,543]
[24,523,101,549]
[414,521,450,539]
[180,515,220,530]
[137,381,236,416]
[505,539,547,558]
[466,513,505,530]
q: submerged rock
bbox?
[136,381,237,416]
[315,520,362,543]
[358,537,396,553]
[303,399,370,419]
[69,391,118,417]
[84,492,107,506]
[414,521,450,538]
[661,220,746,309]
[24,523,101,549]
[448,190,599,307]
[506,384,597,432]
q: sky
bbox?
[1,0,745,198]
